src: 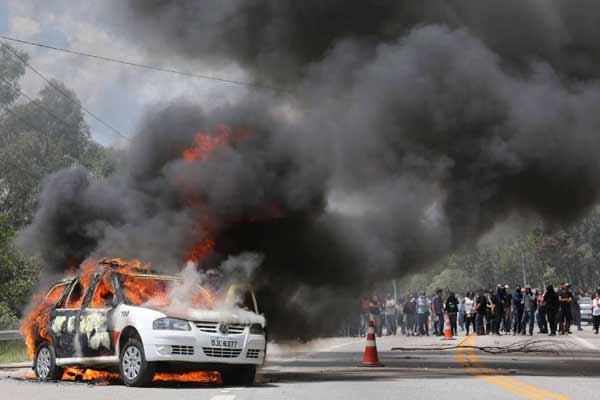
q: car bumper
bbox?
[143,330,266,365]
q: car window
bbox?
[90,274,116,308]
[63,280,85,309]
[118,274,174,307]
[45,282,69,304]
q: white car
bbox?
[31,260,267,386]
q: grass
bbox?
[0,340,29,364]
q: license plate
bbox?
[210,336,239,348]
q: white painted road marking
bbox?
[573,336,597,350]
[210,395,236,400]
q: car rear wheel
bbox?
[34,342,63,381]
[220,365,256,386]
[119,338,154,387]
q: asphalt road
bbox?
[1,328,600,399]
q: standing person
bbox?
[492,285,505,335]
[592,288,600,335]
[403,294,417,336]
[463,291,475,335]
[384,293,398,336]
[512,286,524,336]
[397,296,405,335]
[558,283,574,335]
[485,289,495,335]
[432,289,445,336]
[416,292,431,336]
[572,289,583,331]
[368,293,383,337]
[521,286,537,336]
[360,296,370,336]
[536,288,548,334]
[503,285,512,334]
[458,293,466,332]
[475,290,488,335]
[544,285,559,336]
[445,292,459,336]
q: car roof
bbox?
[117,272,181,280]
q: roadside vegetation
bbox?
[0,340,28,363]
[400,208,600,293]
[0,44,115,330]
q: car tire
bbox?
[34,342,63,381]
[119,338,155,387]
[221,365,256,386]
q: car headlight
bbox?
[153,317,191,331]
[250,323,264,335]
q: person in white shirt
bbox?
[593,289,600,334]
[463,291,475,335]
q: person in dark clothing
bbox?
[445,292,459,336]
[536,288,548,334]
[544,285,559,336]
[503,285,512,334]
[558,283,574,335]
[403,295,417,336]
[492,285,505,335]
[432,289,444,336]
[572,289,583,331]
[475,290,488,335]
[512,286,524,335]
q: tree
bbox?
[0,47,116,326]
[0,213,40,329]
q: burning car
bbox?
[25,259,266,386]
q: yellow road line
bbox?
[456,335,570,400]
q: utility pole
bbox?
[521,251,528,287]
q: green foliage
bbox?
[399,209,600,295]
[427,268,482,295]
[0,46,116,326]
[0,44,27,108]
[0,340,28,363]
[0,213,41,329]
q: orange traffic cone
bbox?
[441,312,455,340]
[360,319,384,367]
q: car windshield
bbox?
[118,274,176,307]
[117,273,256,312]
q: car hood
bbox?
[145,305,266,326]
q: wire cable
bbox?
[0,102,44,135]
[0,35,289,93]
[0,75,82,133]
[1,42,130,141]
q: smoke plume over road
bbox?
[18,1,600,336]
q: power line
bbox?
[0,35,289,93]
[0,75,82,133]
[1,42,131,142]
[0,102,44,135]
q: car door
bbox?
[50,279,85,358]
[77,273,117,357]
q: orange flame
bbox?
[61,367,221,384]
[182,124,249,162]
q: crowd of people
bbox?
[359,284,600,338]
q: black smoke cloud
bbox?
[123,0,600,82]
[18,1,600,337]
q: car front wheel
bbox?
[34,342,63,381]
[119,338,155,387]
